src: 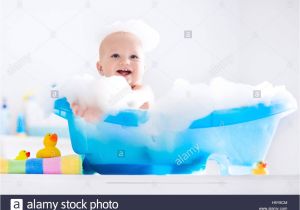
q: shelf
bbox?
[1,174,299,195]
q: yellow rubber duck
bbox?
[36,133,61,158]
[15,150,30,160]
[252,161,268,175]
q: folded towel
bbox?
[0,155,83,174]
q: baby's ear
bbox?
[96,61,103,75]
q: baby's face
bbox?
[97,32,145,87]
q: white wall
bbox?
[0,0,3,97]
[0,0,299,174]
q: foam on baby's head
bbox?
[98,19,160,56]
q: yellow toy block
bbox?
[61,155,82,174]
[0,158,8,173]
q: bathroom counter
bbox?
[1,174,299,195]
[1,135,299,195]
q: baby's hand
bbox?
[140,102,149,109]
[71,102,103,123]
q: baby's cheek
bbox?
[100,64,115,76]
[133,71,143,84]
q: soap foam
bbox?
[59,75,297,133]
[145,79,214,134]
[99,19,160,54]
[60,74,152,114]
[144,77,297,133]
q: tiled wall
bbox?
[0,0,299,174]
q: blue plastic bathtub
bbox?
[54,97,296,175]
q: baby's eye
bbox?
[130,55,139,60]
[111,53,120,59]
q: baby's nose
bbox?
[120,58,130,65]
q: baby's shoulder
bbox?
[133,84,152,92]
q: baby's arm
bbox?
[71,102,103,123]
[71,85,153,122]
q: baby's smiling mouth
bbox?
[116,68,132,77]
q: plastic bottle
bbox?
[0,98,11,135]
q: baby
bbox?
[71,20,159,122]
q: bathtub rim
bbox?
[54,97,297,129]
